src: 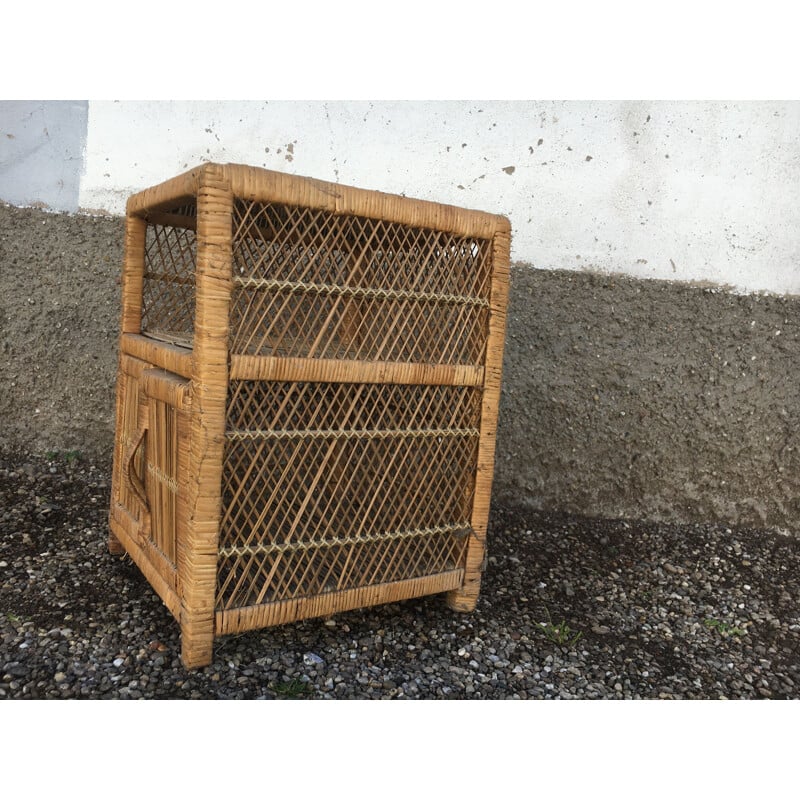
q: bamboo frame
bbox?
[446,226,511,611]
[109,163,511,668]
[178,164,233,668]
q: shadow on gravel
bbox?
[2,448,798,699]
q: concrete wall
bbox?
[2,202,799,532]
[2,100,800,531]
[3,100,799,293]
[496,268,800,532]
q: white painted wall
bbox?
[0,101,88,212]
[53,100,800,295]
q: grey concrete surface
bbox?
[2,203,798,531]
[0,203,122,457]
[495,268,800,531]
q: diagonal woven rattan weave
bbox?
[108,163,511,668]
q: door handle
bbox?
[125,427,149,512]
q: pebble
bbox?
[1,450,799,699]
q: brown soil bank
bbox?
[2,203,799,531]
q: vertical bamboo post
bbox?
[175,401,192,570]
[446,222,511,611]
[179,165,233,668]
[109,213,148,555]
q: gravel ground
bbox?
[1,447,799,700]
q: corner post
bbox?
[179,165,233,668]
[447,221,511,611]
[109,212,148,554]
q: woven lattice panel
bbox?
[229,199,493,363]
[216,381,482,609]
[141,204,197,346]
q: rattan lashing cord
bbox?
[225,426,480,441]
[233,276,490,308]
[111,163,511,668]
[219,521,473,558]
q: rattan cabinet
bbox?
[108,163,510,668]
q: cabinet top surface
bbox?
[127,162,511,241]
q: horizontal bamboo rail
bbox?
[215,569,464,635]
[121,333,192,378]
[229,354,484,386]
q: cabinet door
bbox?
[110,357,191,593]
[141,368,191,573]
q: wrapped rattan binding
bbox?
[109,163,510,668]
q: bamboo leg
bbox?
[179,165,233,669]
[108,530,125,555]
[446,224,510,612]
